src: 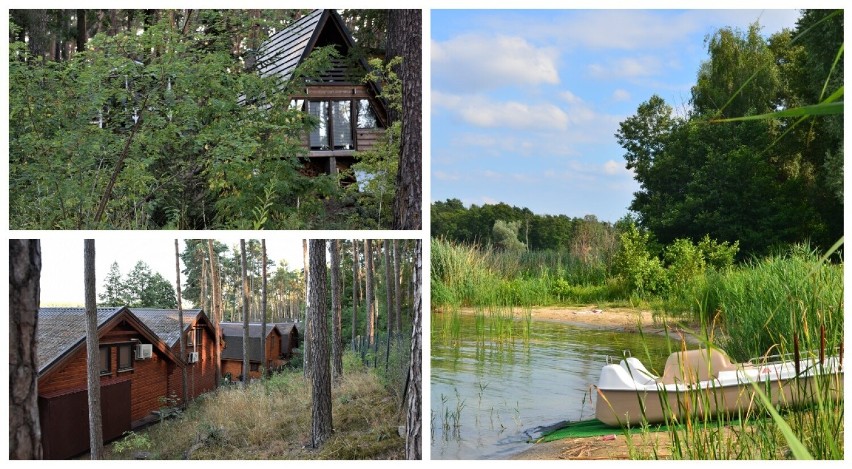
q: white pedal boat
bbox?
[595,348,843,427]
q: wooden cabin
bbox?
[255,9,388,177]
[36,307,184,459]
[272,322,300,358]
[220,322,284,381]
[131,308,220,402]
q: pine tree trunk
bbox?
[383,239,393,370]
[351,239,359,350]
[393,240,402,334]
[389,9,422,230]
[308,240,332,447]
[76,10,87,53]
[405,239,422,459]
[303,239,310,376]
[83,240,104,459]
[175,240,188,406]
[240,240,250,386]
[9,240,42,459]
[364,240,374,350]
[207,240,222,385]
[261,239,267,379]
[330,240,343,382]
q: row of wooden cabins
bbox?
[36,307,299,459]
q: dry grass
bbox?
[107,368,404,459]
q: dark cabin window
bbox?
[307,100,355,150]
[186,328,201,349]
[118,344,133,371]
[99,346,111,375]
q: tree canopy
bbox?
[9,9,415,229]
[615,11,843,256]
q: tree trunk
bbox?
[207,240,222,385]
[405,239,422,459]
[330,240,343,382]
[76,10,87,53]
[351,239,359,350]
[383,239,393,370]
[83,240,104,459]
[302,239,310,376]
[364,240,374,350]
[261,239,267,379]
[393,239,402,334]
[389,10,422,230]
[9,240,42,459]
[174,240,188,407]
[308,240,332,447]
[240,240,250,386]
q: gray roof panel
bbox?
[37,307,125,374]
[130,308,201,348]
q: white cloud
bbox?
[432,34,559,91]
[433,170,461,182]
[559,90,583,104]
[603,160,623,175]
[434,92,569,131]
[612,89,631,101]
[589,56,661,79]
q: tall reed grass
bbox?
[431,238,623,308]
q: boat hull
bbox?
[596,373,843,427]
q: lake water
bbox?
[430,311,677,459]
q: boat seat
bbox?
[659,349,738,385]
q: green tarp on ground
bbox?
[537,419,681,442]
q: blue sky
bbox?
[431,9,802,222]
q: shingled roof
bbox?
[130,308,203,348]
[220,322,279,362]
[256,9,369,85]
[37,307,127,375]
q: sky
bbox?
[38,236,307,306]
[431,9,802,222]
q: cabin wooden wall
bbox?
[38,322,173,423]
[166,321,218,402]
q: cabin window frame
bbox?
[299,98,380,151]
[99,346,112,375]
[116,343,134,372]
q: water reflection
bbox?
[431,312,676,459]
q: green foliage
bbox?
[99,260,176,308]
[8,12,381,229]
[612,225,668,296]
[697,235,739,270]
[112,431,153,456]
[492,220,526,252]
[663,238,706,289]
[616,11,843,256]
[348,57,402,228]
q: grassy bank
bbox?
[107,360,405,459]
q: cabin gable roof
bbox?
[37,306,179,378]
[257,9,359,84]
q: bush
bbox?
[664,238,706,289]
[612,224,668,295]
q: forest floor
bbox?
[103,365,406,460]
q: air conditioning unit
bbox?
[135,344,153,360]
[187,352,199,364]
